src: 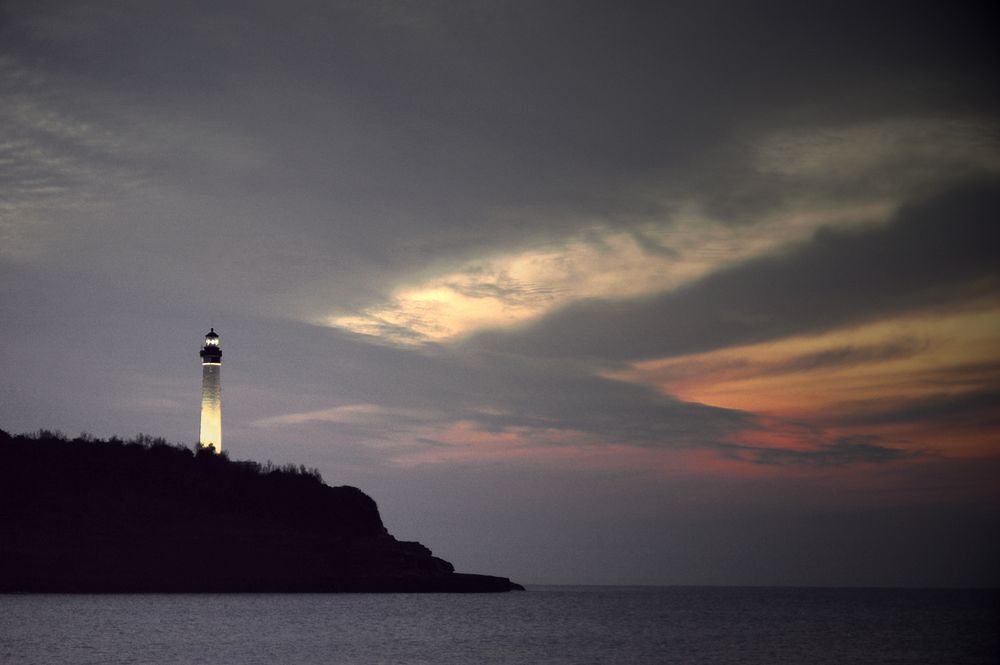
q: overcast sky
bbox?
[2,0,998,586]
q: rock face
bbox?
[0,430,523,593]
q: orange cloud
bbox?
[609,306,1000,458]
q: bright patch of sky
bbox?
[327,116,999,345]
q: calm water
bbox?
[1,586,997,664]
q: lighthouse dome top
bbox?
[200,328,222,361]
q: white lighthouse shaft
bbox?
[199,363,221,451]
[198,328,222,452]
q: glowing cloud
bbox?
[610,306,1000,457]
[327,200,893,344]
[326,116,1000,346]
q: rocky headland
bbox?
[0,430,523,593]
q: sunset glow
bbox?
[328,200,897,343]
[3,1,998,589]
[611,305,1000,458]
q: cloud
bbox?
[5,2,998,324]
[0,56,141,260]
[1,0,999,590]
[613,307,999,413]
[832,388,1000,429]
[468,182,1000,361]
[219,319,753,459]
[324,114,1000,345]
[755,116,1000,183]
[720,436,918,468]
[328,199,900,344]
[0,47,274,266]
[602,304,1000,466]
[254,403,440,427]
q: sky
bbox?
[1,0,998,587]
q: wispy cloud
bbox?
[719,435,919,468]
[253,403,440,427]
[613,306,1000,459]
[325,116,1000,345]
[616,308,998,407]
[0,43,272,263]
[466,183,1000,362]
[327,200,893,344]
[755,116,1000,183]
[0,56,143,259]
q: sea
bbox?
[1,586,997,664]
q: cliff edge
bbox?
[0,430,523,593]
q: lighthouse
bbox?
[199,328,222,452]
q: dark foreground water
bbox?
[1,586,997,664]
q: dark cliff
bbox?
[0,430,523,593]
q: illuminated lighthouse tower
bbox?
[198,328,222,452]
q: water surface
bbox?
[2,586,996,664]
